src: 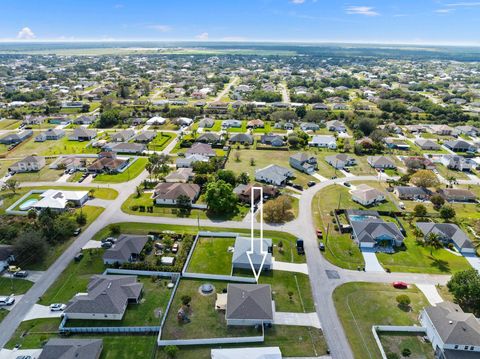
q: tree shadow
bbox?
[428,255,450,272]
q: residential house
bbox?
[146,116,166,125]
[455,125,479,137]
[420,301,480,358]
[444,140,475,153]
[333,103,348,110]
[0,245,14,271]
[33,190,89,212]
[186,143,216,157]
[351,184,386,206]
[103,142,145,154]
[312,103,329,110]
[255,165,293,186]
[233,183,278,204]
[414,138,441,151]
[289,153,317,174]
[132,131,156,143]
[385,139,410,151]
[103,235,149,265]
[367,156,396,169]
[198,117,215,128]
[225,284,274,326]
[300,122,320,132]
[394,186,431,200]
[197,132,222,144]
[440,155,474,171]
[232,235,273,271]
[176,154,209,168]
[325,154,356,169]
[52,156,87,171]
[247,119,264,129]
[222,119,242,129]
[38,339,103,359]
[429,124,454,136]
[35,128,65,142]
[64,275,143,320]
[164,168,194,183]
[260,134,284,147]
[404,124,427,134]
[152,183,200,205]
[87,152,128,173]
[175,117,194,127]
[75,115,96,125]
[0,130,33,145]
[110,129,135,142]
[416,223,475,254]
[229,133,254,145]
[9,155,46,173]
[402,156,435,171]
[69,128,96,141]
[437,188,477,203]
[326,120,346,133]
[309,135,337,149]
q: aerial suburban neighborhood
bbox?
[1,4,480,359]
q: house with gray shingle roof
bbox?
[325,153,356,169]
[289,153,317,174]
[133,130,156,143]
[367,156,396,169]
[414,138,441,151]
[110,129,135,142]
[226,284,274,326]
[35,128,65,142]
[255,164,293,186]
[9,155,46,173]
[64,275,143,320]
[420,301,480,358]
[229,133,253,145]
[69,128,96,141]
[103,235,149,265]
[232,235,272,271]
[416,222,475,254]
[38,339,103,359]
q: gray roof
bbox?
[290,152,315,163]
[232,236,272,269]
[229,133,253,144]
[103,234,148,262]
[416,222,473,250]
[38,339,103,359]
[65,275,143,316]
[424,301,480,347]
[394,186,431,196]
[106,142,145,152]
[197,132,221,142]
[110,129,135,141]
[255,164,292,184]
[325,153,354,163]
[368,156,396,167]
[226,284,273,321]
[0,244,13,261]
[133,131,156,142]
[72,127,96,138]
[351,219,404,244]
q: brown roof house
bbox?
[437,188,477,203]
[233,183,278,204]
[64,275,143,320]
[186,142,216,157]
[87,152,127,173]
[225,284,274,326]
[153,183,200,205]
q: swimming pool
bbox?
[19,198,38,211]
[349,214,377,222]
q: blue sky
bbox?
[1,0,480,45]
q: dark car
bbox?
[74,252,84,262]
[343,182,351,187]
[101,242,113,249]
[331,176,337,179]
[296,239,305,255]
[73,228,82,236]
[343,167,350,173]
[307,181,316,187]
[13,270,28,278]
[319,242,325,251]
[292,184,303,191]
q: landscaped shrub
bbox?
[402,348,411,357]
[131,205,139,211]
[386,353,399,359]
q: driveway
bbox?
[361,250,385,272]
[272,260,309,275]
[82,239,103,250]
[465,255,480,271]
[23,304,64,321]
[416,284,443,306]
[0,348,42,359]
[55,173,71,183]
[312,172,328,181]
[2,271,45,284]
[274,312,321,328]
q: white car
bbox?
[50,303,66,311]
[0,295,15,306]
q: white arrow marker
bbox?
[247,186,268,282]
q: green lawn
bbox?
[347,156,378,176]
[5,136,97,159]
[333,282,430,359]
[435,164,470,180]
[377,219,471,274]
[146,132,176,151]
[0,309,8,323]
[379,333,434,359]
[187,237,234,275]
[0,119,21,130]
[94,157,147,183]
[0,277,33,296]
[11,159,64,182]
[65,277,172,327]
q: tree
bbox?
[3,179,19,194]
[410,170,439,188]
[295,106,307,119]
[181,295,192,306]
[51,214,77,242]
[439,205,456,221]
[76,211,87,226]
[217,170,237,186]
[430,194,445,210]
[109,223,121,236]
[396,294,411,309]
[263,195,293,223]
[164,345,178,358]
[402,348,412,357]
[413,204,427,218]
[447,269,480,316]
[237,172,249,185]
[177,194,192,215]
[98,109,121,128]
[357,118,377,136]
[205,180,238,214]
[423,232,443,255]
[13,230,48,265]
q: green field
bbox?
[187,236,234,275]
[146,132,176,151]
[5,136,98,158]
[0,277,33,296]
[94,157,147,183]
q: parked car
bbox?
[292,184,303,191]
[343,167,350,173]
[13,270,28,278]
[296,239,305,255]
[74,252,84,262]
[0,295,15,306]
[331,176,337,179]
[8,266,21,273]
[393,281,408,289]
[319,242,325,251]
[15,355,32,359]
[101,242,113,249]
[316,228,323,238]
[343,182,351,187]
[73,228,82,236]
[101,237,116,244]
[307,181,316,187]
[172,243,179,253]
[50,303,67,311]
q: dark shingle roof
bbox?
[226,284,273,321]
[38,339,103,359]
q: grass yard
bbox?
[435,164,470,180]
[377,219,470,274]
[94,157,147,183]
[65,277,172,327]
[226,121,247,133]
[187,236,234,275]
[6,136,98,158]
[379,333,434,359]
[156,326,327,358]
[11,160,64,182]
[161,278,259,340]
[146,132,176,151]
[347,155,378,176]
[333,282,429,359]
[0,309,7,323]
[193,120,223,132]
[225,149,318,187]
[0,277,33,296]
[315,151,346,179]
[0,119,21,130]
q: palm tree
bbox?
[424,232,443,255]
[446,176,457,188]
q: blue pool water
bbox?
[349,215,377,222]
[19,198,38,211]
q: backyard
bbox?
[187,236,234,275]
[333,282,430,359]
[94,157,147,183]
[146,132,176,151]
[379,333,434,359]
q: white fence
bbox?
[182,272,256,283]
[104,268,178,278]
[158,334,264,346]
[5,189,44,215]
[372,325,427,359]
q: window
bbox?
[454,345,458,349]
[465,346,469,350]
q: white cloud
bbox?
[446,2,480,6]
[290,0,306,4]
[435,8,454,13]
[196,32,209,40]
[345,6,380,16]
[17,27,36,40]
[148,24,172,32]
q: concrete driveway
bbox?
[2,271,45,283]
[82,240,103,250]
[0,348,42,359]
[274,312,321,328]
[23,304,64,321]
[416,284,443,306]
[361,250,385,272]
[465,256,480,271]
[272,260,309,275]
